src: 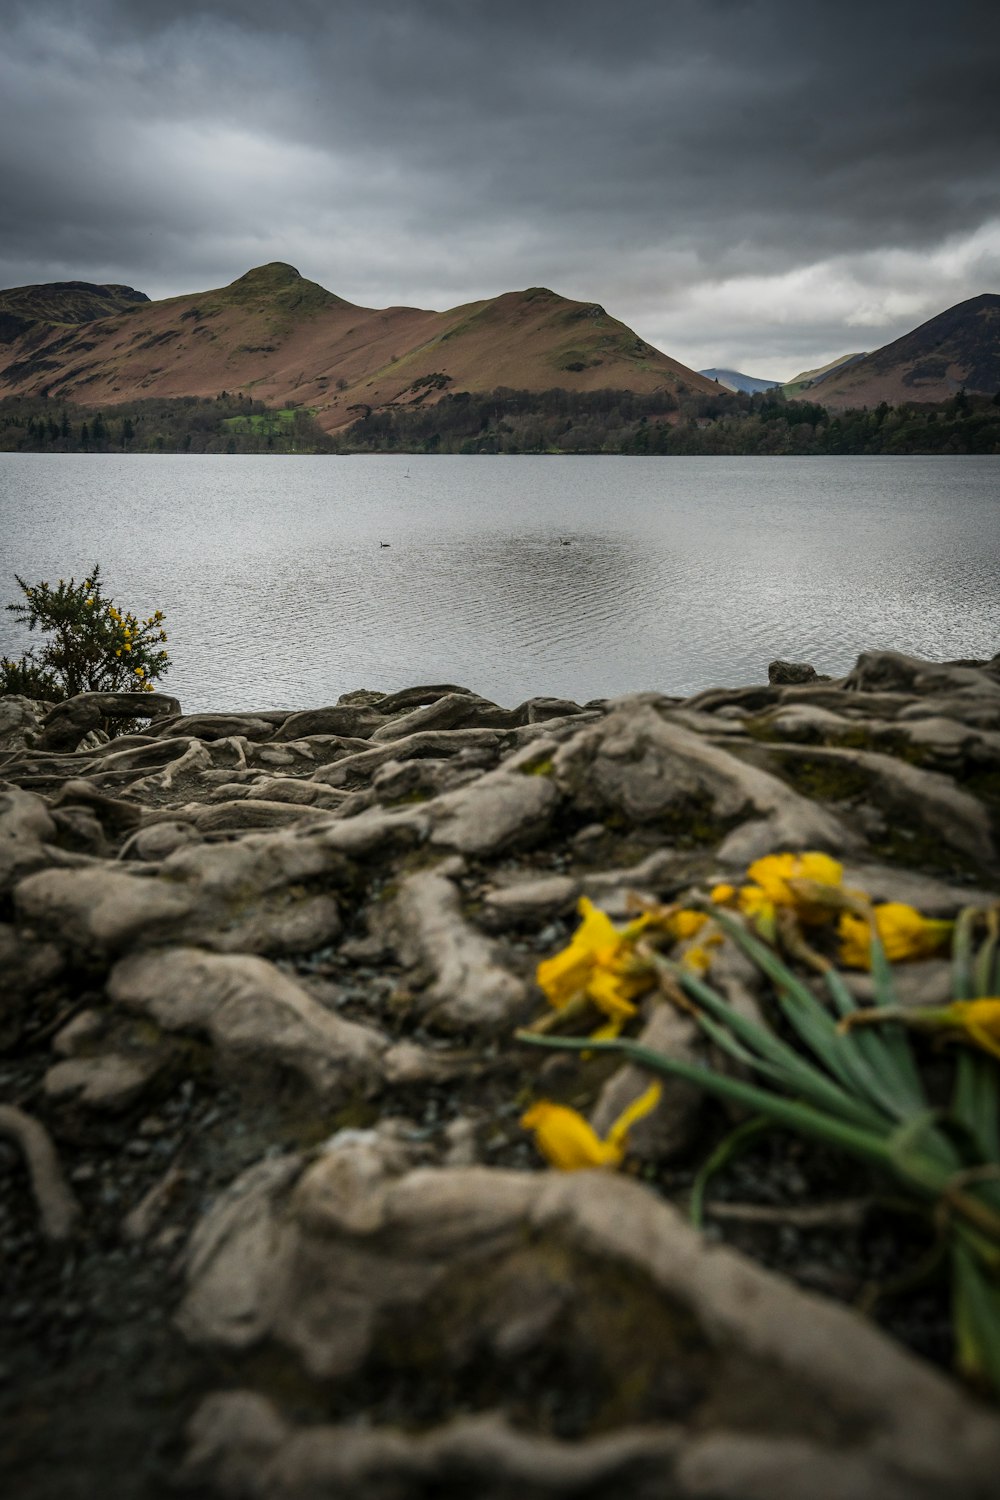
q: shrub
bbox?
[1,563,171,703]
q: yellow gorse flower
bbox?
[521,1082,662,1170]
[838,903,953,969]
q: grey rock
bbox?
[108,948,387,1101]
[44,1053,165,1112]
[390,868,527,1032]
[38,690,181,752]
[553,699,852,860]
[591,1002,705,1160]
[481,874,579,929]
[118,820,201,861]
[177,1160,1000,1497]
[0,694,50,753]
[272,705,385,741]
[428,740,561,855]
[768,659,821,684]
[185,1395,682,1500]
[0,784,57,893]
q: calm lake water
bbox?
[1,454,998,713]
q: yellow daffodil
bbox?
[122,642,131,652]
[84,596,94,607]
[745,852,843,923]
[134,667,145,677]
[933,1000,1000,1060]
[838,903,953,969]
[669,909,708,941]
[115,648,122,657]
[536,897,654,1024]
[521,1081,662,1170]
[710,883,737,906]
[841,998,1000,1062]
[680,933,724,974]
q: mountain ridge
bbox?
[807,295,1000,408]
[0,263,718,432]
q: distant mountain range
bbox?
[699,368,782,395]
[0,266,996,430]
[780,352,867,399]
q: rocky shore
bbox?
[2,649,1000,1499]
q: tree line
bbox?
[0,393,334,454]
[1,385,998,456]
[336,385,1000,455]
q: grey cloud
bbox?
[1,0,998,374]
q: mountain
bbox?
[0,280,149,344]
[0,263,719,432]
[781,352,866,399]
[699,367,782,394]
[807,295,1000,409]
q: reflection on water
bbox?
[1,454,998,712]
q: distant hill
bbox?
[810,295,1000,408]
[699,367,782,394]
[0,262,719,433]
[0,281,149,344]
[781,352,867,399]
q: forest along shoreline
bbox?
[3,648,1000,1500]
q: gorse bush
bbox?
[1,564,170,703]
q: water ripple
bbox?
[1,453,997,710]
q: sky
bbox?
[1,0,998,380]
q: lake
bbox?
[1,453,997,713]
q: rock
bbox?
[764,743,996,871]
[310,727,503,789]
[844,649,1000,705]
[118,820,201,861]
[0,784,57,892]
[184,1395,682,1500]
[43,1053,166,1112]
[428,740,561,855]
[271,705,385,741]
[0,922,63,1046]
[0,694,50,753]
[38,690,181,751]
[481,874,579,929]
[553,699,852,861]
[177,1158,1000,1497]
[151,712,280,742]
[107,948,387,1102]
[591,1002,706,1160]
[768,659,821,684]
[369,691,504,740]
[14,866,197,963]
[371,683,479,715]
[390,868,528,1032]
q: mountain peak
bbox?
[227,262,304,290]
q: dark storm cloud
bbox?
[2,0,999,374]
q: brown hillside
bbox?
[0,263,717,431]
[810,294,1000,409]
